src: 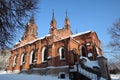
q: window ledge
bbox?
[42,60,47,63]
[60,58,65,60]
[34,60,37,62]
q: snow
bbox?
[80,56,100,68]
[111,74,120,80]
[13,34,51,50]
[31,66,69,71]
[71,30,92,37]
[86,60,99,68]
[0,71,70,80]
[0,73,58,80]
[56,30,92,43]
[88,53,93,57]
[0,71,120,80]
[77,64,105,80]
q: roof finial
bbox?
[65,10,69,20]
[29,13,34,24]
[52,9,55,21]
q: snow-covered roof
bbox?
[13,34,51,50]
[13,30,93,50]
[71,30,92,37]
[55,30,93,43]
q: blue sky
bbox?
[26,0,120,60]
[35,0,120,44]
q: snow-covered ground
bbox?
[0,71,58,80]
[0,71,120,80]
[111,74,120,80]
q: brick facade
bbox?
[8,13,110,79]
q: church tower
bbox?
[50,10,57,34]
[64,11,70,29]
[21,14,38,42]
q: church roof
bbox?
[13,30,93,50]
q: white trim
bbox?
[47,56,52,60]
[20,53,24,65]
[31,65,69,70]
[96,47,100,55]
[21,69,29,71]
[86,42,91,46]
[13,70,20,74]
[13,56,17,67]
[30,50,34,64]
[7,70,12,73]
[59,47,65,60]
[42,47,47,62]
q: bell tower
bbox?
[21,14,38,42]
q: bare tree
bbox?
[108,18,120,50]
[0,0,39,49]
[107,18,120,65]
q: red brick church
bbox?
[8,12,111,80]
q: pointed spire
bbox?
[64,10,70,28]
[50,9,57,34]
[65,10,69,20]
[29,14,35,24]
[50,9,57,27]
[52,9,56,21]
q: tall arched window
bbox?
[20,53,25,65]
[59,47,65,60]
[80,46,87,57]
[30,50,36,64]
[13,55,17,66]
[42,47,48,62]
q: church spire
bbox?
[50,10,56,26]
[50,10,57,34]
[21,14,37,42]
[64,10,70,29]
[29,14,35,24]
[65,11,69,20]
[52,10,55,21]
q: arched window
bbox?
[13,55,17,66]
[42,47,48,62]
[59,47,65,60]
[30,50,36,64]
[80,46,87,57]
[20,53,25,65]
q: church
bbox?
[8,12,111,80]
